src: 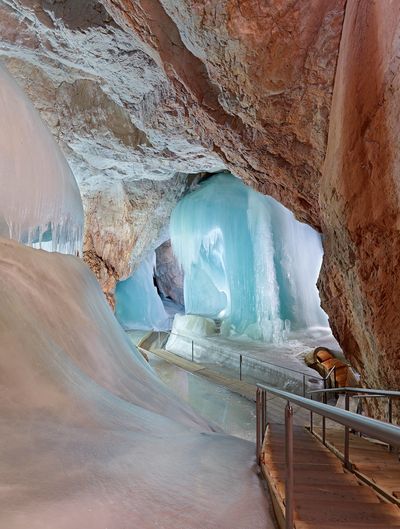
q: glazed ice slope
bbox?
[170,173,328,342]
[0,64,83,254]
[0,239,270,529]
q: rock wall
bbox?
[155,240,184,306]
[104,0,345,228]
[319,0,400,394]
[83,176,188,307]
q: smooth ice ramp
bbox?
[0,239,271,529]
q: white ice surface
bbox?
[0,239,271,529]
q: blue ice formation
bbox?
[115,252,170,331]
[170,173,328,342]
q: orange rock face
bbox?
[319,0,400,392]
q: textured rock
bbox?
[319,0,400,396]
[155,240,184,305]
[0,0,223,301]
[83,175,188,305]
[103,0,345,227]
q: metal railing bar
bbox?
[309,386,400,398]
[257,383,400,447]
[166,330,327,381]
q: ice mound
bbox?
[0,239,270,529]
[115,252,170,330]
[0,64,83,254]
[173,313,218,337]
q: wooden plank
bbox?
[313,427,400,504]
[261,424,400,529]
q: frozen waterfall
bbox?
[0,64,83,254]
[170,173,328,342]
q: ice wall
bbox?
[0,64,83,254]
[0,238,270,528]
[170,173,328,342]
[115,252,170,330]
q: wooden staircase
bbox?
[261,424,400,528]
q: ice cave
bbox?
[115,173,328,342]
[1,2,400,528]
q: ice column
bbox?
[170,173,328,342]
[0,64,83,254]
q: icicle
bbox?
[0,64,83,254]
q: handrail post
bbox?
[322,390,327,445]
[310,394,313,434]
[256,388,261,461]
[256,388,267,464]
[285,401,294,529]
[302,374,306,397]
[322,376,327,445]
[388,397,393,452]
[191,340,194,362]
[388,396,393,424]
[344,393,351,469]
[262,388,267,437]
[239,354,243,381]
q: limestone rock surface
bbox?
[155,240,184,306]
[104,0,346,228]
[319,0,400,396]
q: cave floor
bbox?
[147,350,257,441]
[164,327,343,396]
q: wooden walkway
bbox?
[313,427,400,505]
[262,424,400,528]
[139,333,400,527]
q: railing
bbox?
[308,386,400,456]
[162,330,330,396]
[256,384,400,529]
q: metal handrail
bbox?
[309,386,400,398]
[258,384,400,446]
[166,330,323,378]
[309,386,400,425]
[164,330,335,397]
[256,384,400,529]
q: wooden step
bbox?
[313,427,400,503]
[261,424,400,529]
